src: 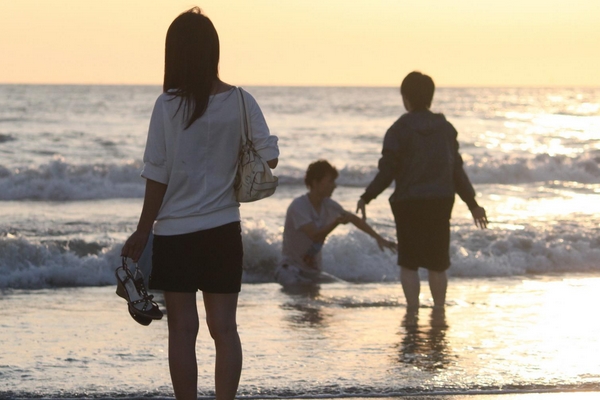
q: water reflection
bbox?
[279,284,328,327]
[396,308,454,371]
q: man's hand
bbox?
[356,198,367,221]
[470,206,488,229]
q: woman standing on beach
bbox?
[121,8,279,400]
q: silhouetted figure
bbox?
[357,71,487,310]
[121,8,279,400]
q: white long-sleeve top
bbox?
[141,87,279,236]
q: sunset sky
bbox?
[1,0,599,87]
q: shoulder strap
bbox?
[236,87,252,146]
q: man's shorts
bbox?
[391,198,454,272]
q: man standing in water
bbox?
[276,160,396,287]
[357,71,488,310]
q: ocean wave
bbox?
[0,236,120,289]
[467,152,600,185]
[1,152,599,200]
[0,117,25,123]
[291,151,600,188]
[1,225,599,289]
[0,133,16,143]
[0,160,145,200]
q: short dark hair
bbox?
[164,7,220,129]
[305,160,338,188]
[400,71,435,111]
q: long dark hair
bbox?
[163,7,220,129]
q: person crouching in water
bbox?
[276,160,396,287]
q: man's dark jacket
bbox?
[361,110,479,209]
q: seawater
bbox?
[0,85,598,288]
[0,85,599,398]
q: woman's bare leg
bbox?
[203,292,242,400]
[164,291,199,400]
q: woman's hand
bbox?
[121,179,166,262]
[121,230,151,263]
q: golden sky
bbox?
[1,0,599,86]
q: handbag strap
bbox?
[236,87,253,147]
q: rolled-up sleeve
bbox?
[451,125,478,209]
[141,96,169,184]
[245,92,279,161]
[361,122,402,203]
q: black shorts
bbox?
[149,221,243,293]
[391,198,454,272]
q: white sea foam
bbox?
[1,151,599,201]
[0,160,145,200]
[2,225,599,289]
[467,152,600,185]
[0,236,119,289]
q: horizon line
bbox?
[1,82,599,89]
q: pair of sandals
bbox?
[115,257,163,326]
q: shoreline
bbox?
[3,391,600,400]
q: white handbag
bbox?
[234,88,278,202]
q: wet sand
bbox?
[2,278,600,397]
